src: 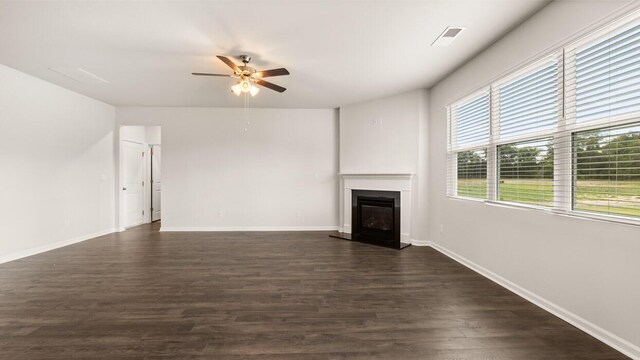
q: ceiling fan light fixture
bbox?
[231,82,243,96]
[231,79,260,97]
[249,84,260,97]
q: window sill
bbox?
[446,195,486,203]
[555,209,640,228]
[447,196,640,228]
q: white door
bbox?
[151,145,161,221]
[123,141,144,228]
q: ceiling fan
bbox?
[192,55,289,96]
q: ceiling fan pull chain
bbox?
[243,93,248,132]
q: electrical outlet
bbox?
[296,211,301,218]
[218,211,223,218]
[439,224,444,234]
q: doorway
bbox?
[151,145,161,222]
[119,125,161,230]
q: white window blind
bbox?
[451,92,490,149]
[497,62,559,139]
[572,23,640,123]
[498,139,554,207]
[456,149,488,199]
[447,91,490,199]
[573,121,640,219]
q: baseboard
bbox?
[410,239,431,246]
[428,241,640,359]
[0,227,117,265]
[160,226,340,232]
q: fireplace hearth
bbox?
[330,189,408,250]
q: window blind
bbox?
[573,123,640,219]
[456,149,487,199]
[451,92,490,149]
[570,23,640,123]
[498,139,554,207]
[495,61,559,140]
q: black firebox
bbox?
[351,189,401,249]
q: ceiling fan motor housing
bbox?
[239,55,251,64]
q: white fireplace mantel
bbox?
[340,173,415,244]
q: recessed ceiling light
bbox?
[431,26,466,47]
[49,67,108,84]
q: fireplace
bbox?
[351,189,401,249]
[331,174,414,249]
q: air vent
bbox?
[49,68,108,84]
[431,26,466,47]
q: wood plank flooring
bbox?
[0,223,628,359]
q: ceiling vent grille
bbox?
[431,26,466,47]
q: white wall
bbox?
[428,1,640,356]
[120,125,147,144]
[340,90,422,174]
[0,64,116,263]
[146,126,161,145]
[116,107,338,230]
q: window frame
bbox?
[445,9,640,226]
[447,88,491,201]
[570,122,640,222]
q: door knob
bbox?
[123,187,127,191]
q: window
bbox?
[573,123,640,218]
[498,62,558,139]
[447,91,490,199]
[567,16,640,220]
[446,11,640,224]
[498,139,554,207]
[457,149,487,199]
[491,57,560,207]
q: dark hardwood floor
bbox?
[0,223,628,359]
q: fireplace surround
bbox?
[331,174,414,250]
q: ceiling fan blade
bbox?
[192,72,232,77]
[216,55,241,73]
[256,68,290,78]
[255,79,286,93]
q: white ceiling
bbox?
[0,0,550,109]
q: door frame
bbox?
[150,144,161,222]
